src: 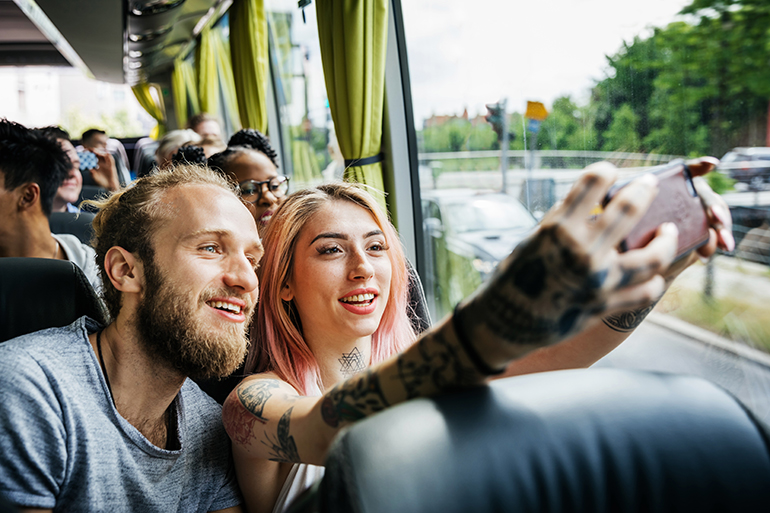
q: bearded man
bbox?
[0,164,262,512]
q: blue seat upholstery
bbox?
[49,211,96,246]
[0,258,108,343]
[295,368,770,513]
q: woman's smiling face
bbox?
[227,150,282,235]
[281,200,393,346]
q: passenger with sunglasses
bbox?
[208,130,289,237]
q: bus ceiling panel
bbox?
[34,0,124,83]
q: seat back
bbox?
[301,368,770,513]
[49,211,96,246]
[0,258,108,343]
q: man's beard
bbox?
[135,259,254,380]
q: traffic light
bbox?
[485,103,504,140]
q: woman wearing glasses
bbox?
[208,129,290,237]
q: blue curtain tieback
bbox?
[345,152,384,168]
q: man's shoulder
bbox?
[0,317,94,373]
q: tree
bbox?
[601,104,640,152]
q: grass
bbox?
[656,288,770,353]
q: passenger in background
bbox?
[156,129,203,170]
[0,164,249,512]
[80,128,122,191]
[38,126,82,213]
[187,112,224,141]
[0,119,101,291]
[208,128,285,238]
[201,134,228,158]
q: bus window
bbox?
[266,0,336,190]
[402,0,770,420]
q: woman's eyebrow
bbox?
[310,232,347,245]
[364,230,384,238]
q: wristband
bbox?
[452,303,505,376]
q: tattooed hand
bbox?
[455,162,680,369]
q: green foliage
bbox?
[592,0,770,157]
[421,118,499,153]
[538,96,598,152]
[601,103,640,152]
[705,170,735,194]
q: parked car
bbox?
[718,147,770,190]
[421,189,537,318]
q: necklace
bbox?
[97,330,115,405]
[52,239,59,259]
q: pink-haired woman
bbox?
[223,161,733,513]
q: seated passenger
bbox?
[37,126,82,213]
[80,128,121,192]
[0,164,251,512]
[208,128,285,238]
[223,161,734,513]
[156,129,203,170]
[0,119,101,291]
[187,112,224,141]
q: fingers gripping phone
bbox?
[602,159,710,261]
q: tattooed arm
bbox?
[493,157,735,378]
[224,160,724,512]
[224,322,484,513]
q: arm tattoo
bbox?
[262,407,300,463]
[602,301,658,332]
[320,369,390,428]
[461,226,606,346]
[338,347,366,377]
[237,380,280,423]
[396,331,478,399]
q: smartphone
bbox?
[602,159,710,261]
[77,150,98,171]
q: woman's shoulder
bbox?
[238,371,302,395]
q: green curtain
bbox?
[196,26,219,117]
[212,28,242,132]
[131,83,166,139]
[230,0,269,132]
[316,0,388,208]
[171,58,200,128]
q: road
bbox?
[594,315,770,424]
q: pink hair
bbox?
[246,183,416,395]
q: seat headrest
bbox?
[311,368,770,513]
[49,212,96,246]
[0,258,108,342]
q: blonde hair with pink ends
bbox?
[246,183,416,395]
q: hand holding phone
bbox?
[602,159,710,261]
[77,150,98,171]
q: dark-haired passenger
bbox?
[37,126,82,213]
[0,119,100,290]
[208,129,287,237]
[80,128,121,191]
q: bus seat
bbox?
[0,258,108,343]
[49,211,96,246]
[292,368,770,513]
[78,185,109,213]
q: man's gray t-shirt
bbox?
[0,317,242,512]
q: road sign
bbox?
[525,101,548,121]
[527,119,541,133]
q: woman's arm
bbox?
[493,157,735,378]
[225,162,685,467]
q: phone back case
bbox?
[605,161,710,260]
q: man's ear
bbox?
[280,281,294,302]
[104,247,144,294]
[18,183,40,211]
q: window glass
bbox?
[265,0,335,189]
[402,0,770,368]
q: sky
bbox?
[400,0,694,123]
